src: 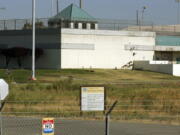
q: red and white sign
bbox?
[42,118,54,135]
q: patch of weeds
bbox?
[49,77,80,92]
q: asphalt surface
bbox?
[1,116,180,135]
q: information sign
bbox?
[81,86,105,111]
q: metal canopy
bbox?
[49,3,96,22]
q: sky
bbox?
[0,0,179,25]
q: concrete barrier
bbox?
[133,61,174,75]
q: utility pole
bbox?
[32,0,36,80]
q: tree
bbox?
[1,47,30,68]
[0,47,44,68]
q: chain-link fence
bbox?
[0,99,180,135]
[0,17,180,32]
[1,115,106,135]
[0,18,153,31]
[0,18,49,31]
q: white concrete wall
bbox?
[0,29,156,69]
[61,29,155,69]
[173,64,180,76]
[134,61,180,76]
[133,61,173,74]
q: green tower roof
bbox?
[49,4,96,22]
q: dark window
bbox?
[64,22,69,28]
[176,58,180,64]
[57,22,61,28]
[74,23,78,29]
[82,23,87,29]
[91,23,95,29]
[48,22,54,27]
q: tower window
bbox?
[91,23,95,29]
[74,23,78,29]
[82,23,87,29]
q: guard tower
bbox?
[48,4,98,30]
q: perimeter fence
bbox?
[0,18,156,32]
[0,99,180,135]
[0,17,180,32]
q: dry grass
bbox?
[1,69,180,123]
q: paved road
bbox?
[1,117,180,135]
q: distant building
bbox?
[1,3,180,76]
[155,34,180,64]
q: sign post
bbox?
[42,118,54,135]
[81,86,105,112]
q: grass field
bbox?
[1,69,180,124]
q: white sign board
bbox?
[81,86,105,111]
[0,79,9,100]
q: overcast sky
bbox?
[0,0,179,25]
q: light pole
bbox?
[141,6,147,26]
[136,10,139,26]
[32,0,36,80]
[175,0,180,24]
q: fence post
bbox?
[3,20,5,30]
[105,115,110,135]
[14,19,17,30]
[105,100,118,135]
